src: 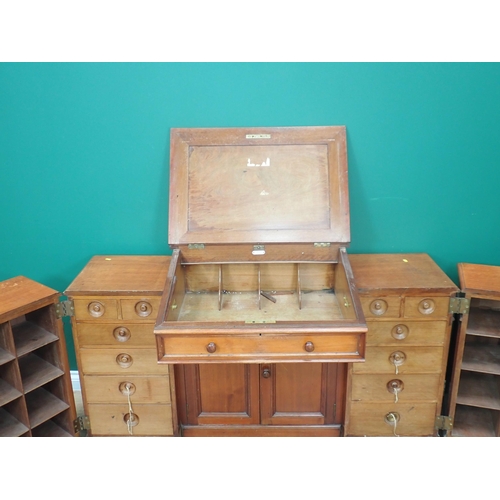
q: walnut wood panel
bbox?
[79,348,169,375]
[83,375,171,404]
[169,126,350,248]
[458,263,500,300]
[352,346,445,374]
[260,362,345,426]
[181,425,342,437]
[86,403,174,436]
[65,255,170,296]
[351,374,441,402]
[158,332,364,363]
[75,323,157,348]
[347,402,438,437]
[364,320,448,346]
[175,364,260,426]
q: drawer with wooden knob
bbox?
[73,299,119,320]
[347,402,438,437]
[352,345,445,374]
[403,296,451,319]
[120,298,161,320]
[75,323,157,348]
[359,296,401,319]
[83,375,171,404]
[79,348,169,374]
[157,333,365,363]
[86,403,174,436]
[365,320,448,346]
[350,373,441,402]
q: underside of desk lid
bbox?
[168,126,350,260]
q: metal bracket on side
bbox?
[449,297,470,315]
[435,415,453,432]
[74,415,91,434]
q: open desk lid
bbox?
[169,126,351,250]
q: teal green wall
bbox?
[1,63,500,368]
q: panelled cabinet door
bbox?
[260,363,344,426]
[175,362,345,435]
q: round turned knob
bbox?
[116,353,133,368]
[389,351,406,367]
[370,299,388,316]
[88,301,105,318]
[262,368,271,378]
[391,324,409,340]
[113,326,131,342]
[135,300,152,317]
[384,412,400,426]
[123,413,139,427]
[119,381,136,395]
[387,379,404,394]
[206,342,217,353]
[304,341,315,352]
[418,298,435,315]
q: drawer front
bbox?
[366,320,448,346]
[347,402,438,436]
[351,373,441,402]
[157,333,365,363]
[403,296,450,319]
[121,298,161,321]
[87,403,174,436]
[353,346,445,374]
[80,348,169,374]
[360,296,401,319]
[83,375,171,404]
[75,323,156,348]
[73,299,119,320]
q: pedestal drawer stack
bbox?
[65,256,174,436]
[346,254,458,436]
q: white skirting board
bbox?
[71,370,81,391]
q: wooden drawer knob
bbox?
[262,367,271,378]
[387,379,404,393]
[113,326,131,342]
[135,300,152,317]
[389,351,406,367]
[384,412,400,425]
[206,342,217,353]
[304,341,315,352]
[119,382,136,396]
[88,301,105,317]
[370,299,388,316]
[391,324,409,340]
[123,412,139,427]
[418,299,435,315]
[116,353,133,368]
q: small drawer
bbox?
[79,348,169,375]
[359,296,401,319]
[403,296,451,319]
[366,320,448,346]
[157,333,365,363]
[87,403,174,436]
[73,299,118,320]
[121,298,161,321]
[353,346,445,374]
[75,323,156,348]
[83,375,170,404]
[350,373,441,402]
[346,402,438,436]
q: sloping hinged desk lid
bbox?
[169,126,350,260]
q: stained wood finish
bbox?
[0,276,76,437]
[346,254,458,437]
[175,362,346,435]
[447,263,500,436]
[169,126,350,248]
[66,256,174,437]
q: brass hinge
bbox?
[314,242,331,248]
[56,299,74,318]
[435,415,453,431]
[449,297,470,315]
[188,243,205,250]
[73,415,90,433]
